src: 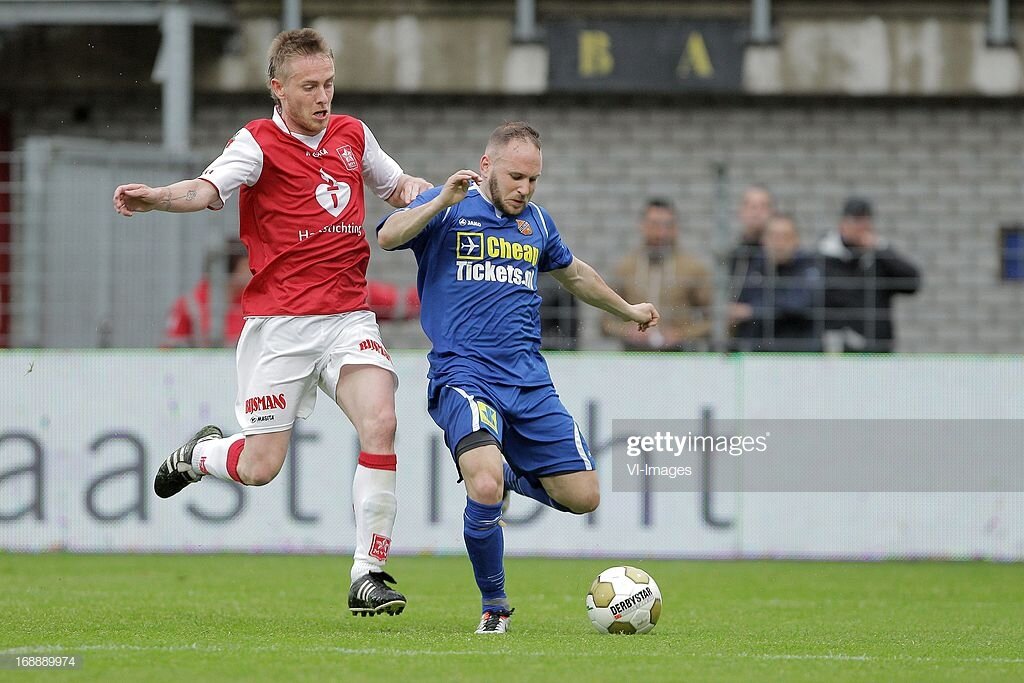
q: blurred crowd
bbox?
[162,238,419,348]
[544,186,921,353]
[170,186,920,353]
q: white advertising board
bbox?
[1,352,1021,560]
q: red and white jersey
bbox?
[199,109,403,316]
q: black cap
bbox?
[841,196,874,218]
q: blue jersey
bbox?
[379,184,574,386]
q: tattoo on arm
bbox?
[163,188,199,210]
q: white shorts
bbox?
[234,310,398,435]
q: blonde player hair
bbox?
[266,29,334,105]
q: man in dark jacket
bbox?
[731,214,823,351]
[818,197,920,352]
[727,184,776,287]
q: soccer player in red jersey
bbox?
[113,28,431,616]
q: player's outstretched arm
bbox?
[113,179,219,217]
[377,169,481,250]
[387,173,434,208]
[550,257,660,331]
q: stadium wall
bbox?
[10,96,1024,352]
[5,4,1019,96]
[346,97,1024,354]
[1,351,1021,561]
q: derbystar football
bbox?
[586,565,662,634]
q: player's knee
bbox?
[357,410,397,449]
[567,488,600,514]
[241,466,276,486]
[239,455,283,486]
[467,473,503,505]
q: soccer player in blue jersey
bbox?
[377,122,659,633]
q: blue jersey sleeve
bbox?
[532,205,574,272]
[375,185,445,252]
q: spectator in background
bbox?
[728,184,775,286]
[165,239,419,348]
[603,198,712,350]
[818,197,921,352]
[163,239,251,347]
[730,214,823,352]
[367,280,421,322]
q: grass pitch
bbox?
[1,554,1022,682]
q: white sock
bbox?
[193,434,246,483]
[350,453,398,583]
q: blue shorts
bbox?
[427,376,595,480]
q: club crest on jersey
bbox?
[457,232,484,260]
[516,219,533,236]
[337,145,359,171]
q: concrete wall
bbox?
[353,98,1024,353]
[205,11,1024,96]
[746,17,1024,96]
[2,3,1023,96]
[11,93,1023,352]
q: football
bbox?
[586,565,662,634]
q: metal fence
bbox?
[1,135,1014,352]
[7,137,236,348]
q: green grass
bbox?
[0,554,1022,682]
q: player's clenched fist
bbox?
[630,303,660,332]
[113,183,160,217]
[438,170,482,208]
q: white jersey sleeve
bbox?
[361,122,403,201]
[198,127,264,210]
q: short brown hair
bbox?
[644,197,676,216]
[487,121,542,154]
[266,29,333,104]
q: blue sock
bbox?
[503,462,570,512]
[463,497,508,612]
